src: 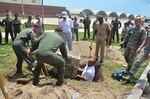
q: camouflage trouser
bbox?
[124,47,136,71]
[130,49,149,75]
[33,51,65,84]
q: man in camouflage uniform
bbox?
[13,14,21,38]
[30,31,68,86]
[123,28,150,82]
[12,24,40,74]
[124,17,146,71]
[2,14,14,44]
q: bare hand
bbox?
[65,56,72,61]
[136,48,141,54]
[27,49,33,58]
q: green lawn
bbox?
[0,24,57,32]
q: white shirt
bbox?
[73,20,79,29]
[58,18,74,33]
[82,64,95,82]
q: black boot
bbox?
[122,73,133,83]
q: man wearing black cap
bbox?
[12,24,40,74]
[2,14,14,44]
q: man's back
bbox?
[36,32,64,53]
[13,28,34,44]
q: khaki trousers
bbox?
[95,38,105,60]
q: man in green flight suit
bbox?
[12,24,40,74]
[30,29,68,86]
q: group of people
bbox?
[0,14,20,44]
[122,17,150,83]
[2,10,150,86]
[84,15,150,83]
[0,13,44,45]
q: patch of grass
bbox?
[44,24,57,30]
[78,32,96,43]
[0,24,57,32]
[0,45,15,76]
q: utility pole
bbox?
[41,0,44,23]
[21,0,24,19]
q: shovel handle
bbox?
[0,73,9,99]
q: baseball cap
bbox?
[61,11,68,17]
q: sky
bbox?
[43,0,150,17]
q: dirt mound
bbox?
[72,41,125,64]
[0,80,125,99]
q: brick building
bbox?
[0,0,66,17]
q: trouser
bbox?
[84,27,90,39]
[112,28,119,43]
[95,38,106,60]
[124,47,136,71]
[92,30,96,40]
[109,29,113,46]
[14,29,21,38]
[74,29,79,41]
[61,32,72,51]
[130,49,149,75]
[120,37,124,49]
[33,51,65,84]
[0,32,2,44]
[12,43,35,72]
[5,29,14,44]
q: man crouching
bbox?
[30,28,69,86]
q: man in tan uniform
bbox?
[95,16,111,63]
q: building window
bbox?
[12,0,17,1]
[32,0,36,3]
